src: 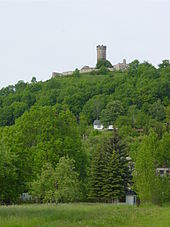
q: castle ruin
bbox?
[52,45,128,77]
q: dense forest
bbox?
[0,59,170,204]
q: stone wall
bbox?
[113,59,129,71]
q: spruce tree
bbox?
[102,151,124,202]
[109,130,132,195]
[88,131,132,202]
[88,143,107,201]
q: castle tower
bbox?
[97,45,106,62]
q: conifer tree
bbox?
[88,143,107,201]
[102,151,124,202]
[109,130,132,194]
[88,132,132,202]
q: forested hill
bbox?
[0,60,170,204]
[0,60,170,128]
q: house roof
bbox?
[81,65,90,70]
[93,120,101,126]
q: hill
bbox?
[0,60,169,204]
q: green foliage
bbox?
[98,66,110,75]
[101,100,124,126]
[0,142,17,204]
[96,59,112,69]
[0,106,14,126]
[82,95,107,123]
[55,156,80,202]
[103,151,124,202]
[73,68,80,77]
[31,163,57,203]
[158,60,170,69]
[31,77,37,83]
[0,59,169,204]
[165,105,170,121]
[149,100,165,121]
[134,131,170,204]
[156,133,170,167]
[31,156,80,203]
[88,136,107,201]
[88,132,132,202]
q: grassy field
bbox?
[0,203,169,227]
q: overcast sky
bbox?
[0,0,170,88]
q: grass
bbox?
[0,203,169,227]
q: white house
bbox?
[107,125,114,130]
[93,120,116,131]
[93,120,104,130]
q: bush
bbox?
[96,59,112,69]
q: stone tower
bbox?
[97,45,106,62]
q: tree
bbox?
[127,105,149,129]
[103,151,124,202]
[15,80,27,92]
[165,105,170,122]
[82,95,107,123]
[134,131,169,204]
[0,106,14,126]
[31,163,57,203]
[0,143,17,204]
[158,60,170,69]
[149,100,165,121]
[88,140,107,201]
[88,132,132,202]
[109,131,132,194]
[31,77,37,83]
[73,68,80,77]
[31,156,80,203]
[156,133,170,168]
[11,101,27,119]
[96,59,112,69]
[98,66,110,75]
[101,100,124,126]
[128,59,140,76]
[55,156,80,202]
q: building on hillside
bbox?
[113,59,129,71]
[93,120,115,131]
[52,45,129,77]
[80,66,96,74]
[81,66,90,70]
[107,125,114,130]
[52,72,60,77]
[93,120,104,130]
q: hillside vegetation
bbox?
[0,60,169,204]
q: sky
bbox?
[0,0,170,88]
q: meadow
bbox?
[0,203,170,227]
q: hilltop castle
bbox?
[96,45,128,71]
[52,45,129,77]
